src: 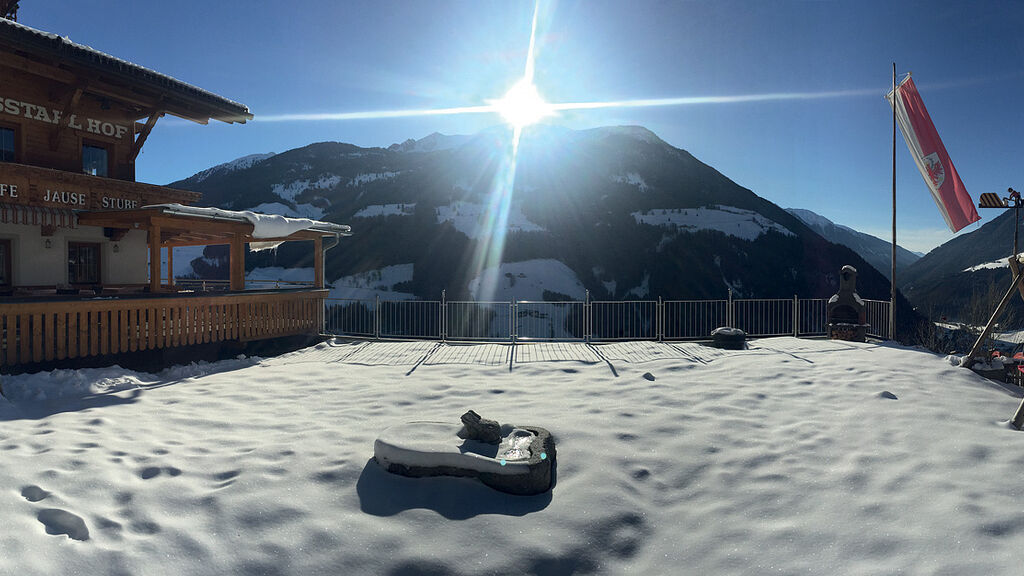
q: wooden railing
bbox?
[0,290,326,368]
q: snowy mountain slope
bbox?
[900,208,1019,320]
[786,208,919,280]
[168,124,918,334]
[189,152,276,184]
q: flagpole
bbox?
[891,62,897,341]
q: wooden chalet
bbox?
[0,17,351,372]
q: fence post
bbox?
[658,296,664,341]
[512,300,518,344]
[884,297,892,338]
[584,290,590,343]
[374,295,380,340]
[728,289,734,327]
[441,289,446,343]
[793,295,799,338]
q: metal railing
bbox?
[864,299,892,340]
[323,291,894,342]
[173,278,315,292]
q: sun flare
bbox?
[491,79,551,128]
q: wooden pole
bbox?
[149,223,161,293]
[891,62,897,341]
[167,247,174,287]
[962,264,1023,369]
[313,236,324,289]
[230,236,245,291]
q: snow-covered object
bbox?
[375,421,555,495]
[143,203,347,239]
[250,201,325,220]
[632,205,794,241]
[375,423,535,476]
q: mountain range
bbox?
[899,207,1022,321]
[785,208,919,281]
[168,124,920,334]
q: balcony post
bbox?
[230,234,245,291]
[314,236,324,289]
[167,246,174,287]
[149,223,161,293]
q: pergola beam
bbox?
[131,109,163,160]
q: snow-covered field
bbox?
[633,205,794,241]
[3,338,1024,575]
[328,264,416,301]
[469,259,585,301]
[436,201,545,239]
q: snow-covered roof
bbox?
[145,204,351,238]
[0,19,252,123]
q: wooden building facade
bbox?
[0,18,351,372]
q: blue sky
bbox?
[21,1,1024,253]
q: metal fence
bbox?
[323,292,894,342]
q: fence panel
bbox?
[864,299,892,340]
[324,298,376,337]
[663,300,728,340]
[515,301,585,341]
[590,300,658,341]
[732,299,793,337]
[446,301,512,341]
[379,300,441,339]
[798,298,828,336]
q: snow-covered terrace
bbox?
[2,205,352,371]
[2,337,1023,574]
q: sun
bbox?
[491,79,552,129]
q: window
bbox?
[68,242,101,284]
[0,127,14,162]
[82,143,109,177]
[0,239,10,286]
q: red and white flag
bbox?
[886,76,980,232]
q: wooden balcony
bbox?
[0,161,200,210]
[0,289,326,370]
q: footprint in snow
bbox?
[37,508,90,541]
[21,485,51,502]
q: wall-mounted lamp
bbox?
[112,243,120,253]
[44,238,52,249]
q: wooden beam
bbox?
[167,247,174,287]
[149,222,162,293]
[314,236,324,289]
[0,53,224,124]
[230,235,245,291]
[49,83,85,151]
[131,110,163,161]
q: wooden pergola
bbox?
[77,206,351,293]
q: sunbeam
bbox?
[254,87,879,124]
[245,0,889,302]
[464,0,548,301]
